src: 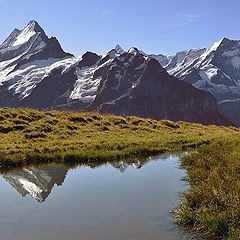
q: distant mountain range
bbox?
[151,38,240,125]
[0,21,235,126]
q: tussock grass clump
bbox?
[160,120,180,129]
[68,116,88,124]
[25,131,47,139]
[0,124,27,133]
[0,115,5,121]
[129,118,144,126]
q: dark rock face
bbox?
[21,68,77,110]
[79,52,101,68]
[0,21,233,126]
[87,50,146,110]
[93,57,231,126]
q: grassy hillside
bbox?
[0,107,237,168]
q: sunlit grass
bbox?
[173,138,240,239]
[0,107,236,168]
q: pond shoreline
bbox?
[173,139,240,239]
[0,153,189,240]
[0,108,236,169]
[1,108,240,239]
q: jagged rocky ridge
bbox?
[153,38,240,125]
[0,21,232,126]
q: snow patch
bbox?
[4,57,75,99]
[101,50,119,60]
[128,48,138,55]
[205,67,218,79]
[19,178,43,198]
[13,25,36,46]
[70,66,102,102]
[210,38,224,52]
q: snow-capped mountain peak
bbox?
[128,47,139,54]
[0,21,48,62]
[115,44,125,54]
[157,37,240,125]
[25,20,45,33]
[0,21,73,99]
[13,25,36,47]
[0,20,46,50]
[0,22,232,126]
[0,29,21,49]
[208,38,232,53]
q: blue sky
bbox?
[0,0,239,56]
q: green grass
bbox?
[1,108,240,239]
[0,107,236,169]
[173,137,240,239]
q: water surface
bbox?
[0,154,191,240]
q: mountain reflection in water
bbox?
[0,154,197,240]
[2,165,68,202]
[1,160,146,202]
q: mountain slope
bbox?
[0,21,231,126]
[0,20,73,101]
[157,38,240,125]
[88,49,229,125]
[165,38,240,98]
